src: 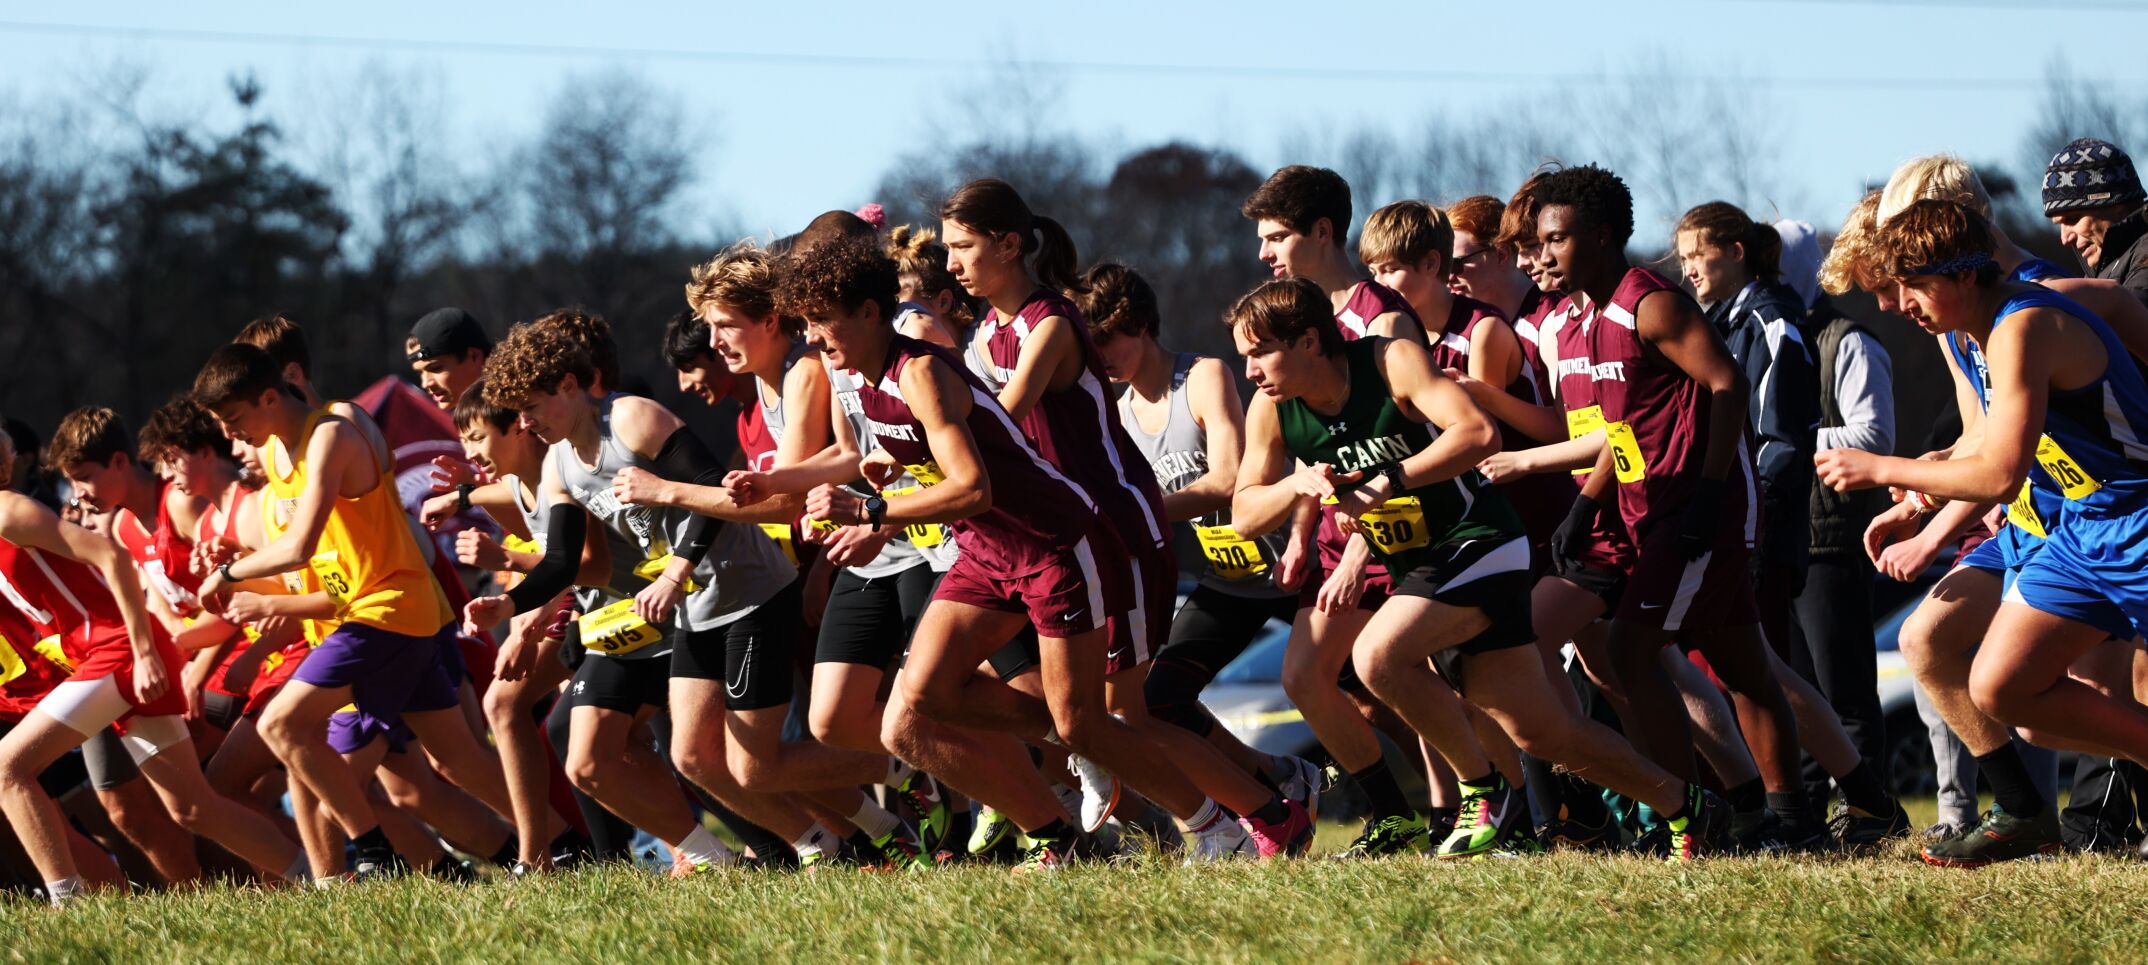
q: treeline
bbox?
[0,61,2124,455]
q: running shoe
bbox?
[1438,778,1529,860]
[1187,813,1254,864]
[1664,786,1730,863]
[353,851,412,883]
[1538,814,1622,853]
[969,805,1013,855]
[1239,800,1315,860]
[425,856,481,885]
[872,824,933,872]
[1067,753,1123,832]
[1275,756,1324,822]
[1334,813,1433,860]
[1920,806,2064,868]
[1832,799,1912,854]
[1013,829,1093,874]
[1728,807,1787,855]
[1924,821,1971,842]
[891,770,952,855]
[670,850,726,879]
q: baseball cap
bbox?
[407,308,492,362]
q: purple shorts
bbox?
[296,622,460,754]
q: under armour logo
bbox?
[1327,421,1348,435]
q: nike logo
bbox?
[1638,602,1666,610]
[1061,610,1085,623]
[726,642,753,701]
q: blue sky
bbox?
[0,2,2140,248]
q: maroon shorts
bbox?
[1106,539,1178,676]
[1303,507,1393,612]
[1616,526,1758,633]
[933,522,1131,642]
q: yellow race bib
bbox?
[33,636,73,674]
[1195,524,1268,580]
[631,554,701,594]
[0,633,25,686]
[1566,405,1607,477]
[904,462,945,486]
[759,523,799,567]
[885,485,947,548]
[2036,435,2102,500]
[1359,497,1432,555]
[1604,422,1649,484]
[2005,480,2048,539]
[576,597,667,656]
[310,550,354,603]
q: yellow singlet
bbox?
[264,409,451,637]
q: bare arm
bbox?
[1229,392,1303,539]
[1638,291,1748,483]
[882,356,992,526]
[3,494,158,662]
[996,313,1081,424]
[1165,358,1243,522]
[224,418,362,581]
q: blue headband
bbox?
[1907,251,1994,276]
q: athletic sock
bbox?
[885,758,916,788]
[1835,760,1893,816]
[1028,817,1075,842]
[850,798,901,841]
[1556,772,1613,827]
[548,828,593,861]
[1352,759,1411,820]
[676,826,731,867]
[44,876,80,906]
[1726,777,1767,814]
[1975,745,2047,819]
[1249,797,1288,825]
[1766,791,1810,831]
[1186,798,1222,832]
[792,823,835,860]
[1522,754,1563,827]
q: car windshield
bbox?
[1212,622,1290,683]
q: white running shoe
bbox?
[1186,815,1253,864]
[1066,754,1122,833]
[1276,755,1323,821]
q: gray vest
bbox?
[1117,353,1288,598]
[547,395,794,631]
[505,473,672,660]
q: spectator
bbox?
[2044,137,2148,299]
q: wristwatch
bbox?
[864,495,888,528]
[454,482,476,511]
[1376,462,1407,494]
[218,562,237,583]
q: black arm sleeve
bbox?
[506,503,588,614]
[650,427,727,566]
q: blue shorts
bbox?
[2002,510,2148,641]
[1958,524,2041,582]
[296,622,460,754]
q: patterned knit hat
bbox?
[2043,138,2146,216]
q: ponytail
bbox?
[1676,200,1780,282]
[941,178,1081,292]
[1031,215,1080,293]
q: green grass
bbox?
[8,824,2148,964]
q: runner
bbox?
[460,314,822,875]
[1818,198,2148,863]
[406,308,493,411]
[0,413,303,904]
[1224,277,1729,861]
[1075,261,1318,856]
[886,225,971,348]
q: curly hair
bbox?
[1818,192,1885,296]
[47,406,132,471]
[776,236,899,326]
[481,321,598,411]
[138,395,228,466]
[1070,263,1160,341]
[1875,198,2000,286]
[1529,164,1633,246]
[528,308,619,392]
[886,224,974,326]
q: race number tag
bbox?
[1358,497,1432,555]
[759,523,800,567]
[631,554,701,593]
[1604,422,1648,484]
[309,550,355,604]
[33,636,73,674]
[576,598,666,656]
[903,462,945,486]
[1195,524,1268,580]
[2035,435,2103,501]
[884,485,947,548]
[1566,405,1607,477]
[2005,480,2048,539]
[0,633,24,685]
[501,534,543,555]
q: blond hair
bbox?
[1819,191,1885,296]
[1357,200,1454,271]
[885,224,973,326]
[685,241,781,322]
[1878,154,1993,225]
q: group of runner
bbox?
[6,147,2148,905]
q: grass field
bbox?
[8,815,2148,964]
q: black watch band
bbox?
[864,495,887,528]
[455,482,476,511]
[1378,462,1407,493]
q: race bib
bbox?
[33,636,73,674]
[904,462,945,487]
[0,633,25,686]
[885,485,947,548]
[1566,405,1607,477]
[631,554,701,594]
[759,523,800,567]
[309,550,355,604]
[1358,497,1432,555]
[2005,480,2048,539]
[2036,435,2102,501]
[1604,422,1648,484]
[501,534,543,555]
[576,597,666,656]
[1195,524,1267,580]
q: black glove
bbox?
[1677,478,1725,561]
[1552,493,1599,567]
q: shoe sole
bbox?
[1082,780,1122,834]
[1919,842,2064,868]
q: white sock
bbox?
[1187,798,1221,832]
[44,876,80,906]
[677,826,732,867]
[850,798,900,841]
[282,854,312,884]
[792,823,832,859]
[884,758,915,788]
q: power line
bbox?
[0,17,2099,94]
[1728,0,2148,11]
